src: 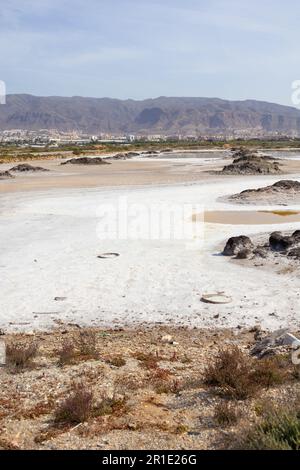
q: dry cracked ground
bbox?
[0,326,299,450]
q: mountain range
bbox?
[1,94,300,136]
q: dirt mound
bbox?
[10,164,49,172]
[61,157,111,165]
[227,180,300,205]
[221,148,281,175]
[0,171,14,179]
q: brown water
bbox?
[194,210,300,225]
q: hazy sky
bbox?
[0,0,299,104]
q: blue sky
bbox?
[0,0,299,105]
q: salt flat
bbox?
[1,157,300,332]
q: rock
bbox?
[10,163,49,172]
[287,247,300,259]
[223,235,254,256]
[253,247,269,258]
[235,249,252,259]
[161,335,173,344]
[250,329,296,358]
[61,157,111,165]
[0,170,14,179]
[292,230,300,241]
[276,333,300,347]
[269,232,294,252]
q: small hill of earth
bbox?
[10,163,49,172]
[224,180,300,205]
[61,157,111,165]
[220,148,282,175]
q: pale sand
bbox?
[0,158,225,193]
[1,155,300,194]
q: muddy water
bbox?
[194,210,300,225]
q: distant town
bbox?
[0,128,299,147]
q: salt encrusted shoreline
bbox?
[1,155,300,333]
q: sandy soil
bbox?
[0,325,299,450]
[0,156,227,193]
[0,153,300,194]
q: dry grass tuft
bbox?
[204,347,289,400]
[78,330,98,359]
[134,352,161,370]
[106,356,126,367]
[54,383,93,425]
[6,342,38,371]
[57,340,77,366]
[214,402,240,427]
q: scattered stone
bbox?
[161,335,173,344]
[223,236,254,256]
[250,329,299,358]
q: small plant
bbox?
[54,384,93,425]
[204,347,257,399]
[204,347,290,400]
[107,356,126,367]
[134,352,160,370]
[251,356,287,388]
[78,330,98,359]
[94,397,127,417]
[214,402,239,427]
[174,424,189,434]
[238,406,300,450]
[6,342,38,370]
[57,340,77,366]
[155,379,181,395]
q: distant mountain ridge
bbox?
[1,94,300,136]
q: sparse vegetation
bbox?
[0,327,299,450]
[107,356,126,367]
[57,340,77,366]
[204,347,289,400]
[54,384,93,425]
[237,405,300,450]
[78,330,98,359]
[6,341,38,371]
[214,402,240,427]
[134,351,161,370]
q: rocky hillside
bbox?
[1,95,300,136]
